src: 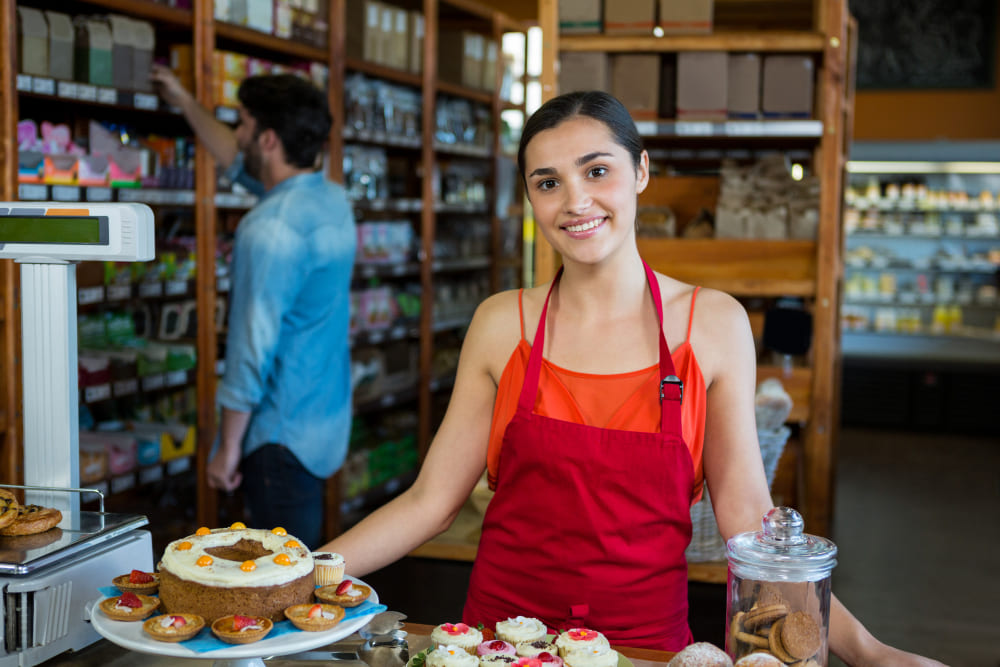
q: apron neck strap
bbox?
[518,261,683,432]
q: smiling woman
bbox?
[317,91,947,666]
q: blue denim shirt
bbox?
[216,168,357,479]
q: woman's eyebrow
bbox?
[529,151,614,178]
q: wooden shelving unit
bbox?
[0,0,527,545]
[535,0,851,558]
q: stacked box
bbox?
[658,0,713,34]
[45,11,74,81]
[560,0,602,34]
[604,0,655,35]
[611,54,660,119]
[762,55,814,118]
[17,7,48,76]
[728,53,761,119]
[559,52,609,94]
[676,51,727,120]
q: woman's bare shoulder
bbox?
[465,288,533,376]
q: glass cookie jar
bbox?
[725,507,838,666]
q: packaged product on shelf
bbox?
[727,53,761,119]
[45,11,75,81]
[16,7,48,77]
[603,0,655,35]
[657,0,713,35]
[131,19,156,92]
[560,0,601,33]
[559,52,609,95]
[676,51,728,121]
[762,55,815,118]
[611,54,660,120]
[107,15,134,91]
[74,17,113,86]
[346,0,382,63]
[408,10,424,73]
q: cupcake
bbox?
[431,622,483,654]
[554,629,609,658]
[478,640,517,657]
[312,552,346,586]
[480,655,519,667]
[426,645,481,667]
[535,652,564,667]
[496,616,547,645]
[516,640,558,658]
[562,646,617,667]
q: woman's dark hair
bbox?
[517,90,643,183]
[237,74,331,169]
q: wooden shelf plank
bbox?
[687,561,728,584]
[756,365,812,423]
[346,58,423,88]
[437,80,494,104]
[214,22,328,62]
[70,0,192,26]
[637,239,817,297]
[559,31,826,53]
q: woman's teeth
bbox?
[565,218,603,232]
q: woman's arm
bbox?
[693,290,946,666]
[317,291,518,576]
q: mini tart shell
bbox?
[112,572,160,595]
[211,615,273,644]
[142,613,205,642]
[99,594,160,621]
[315,582,371,607]
[284,603,345,631]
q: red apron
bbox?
[463,261,695,651]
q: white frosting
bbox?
[239,623,263,632]
[321,611,338,620]
[562,647,617,667]
[113,601,134,613]
[496,617,547,643]
[555,631,610,659]
[313,551,345,566]
[427,645,480,667]
[160,527,313,587]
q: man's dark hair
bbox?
[237,74,331,169]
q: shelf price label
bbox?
[111,474,136,494]
[107,284,132,301]
[133,93,159,110]
[57,81,78,99]
[52,185,81,201]
[113,378,139,397]
[139,282,164,298]
[139,465,164,485]
[167,457,191,475]
[97,87,117,105]
[165,280,189,296]
[142,374,166,392]
[18,184,48,201]
[166,370,188,387]
[31,77,55,95]
[77,84,98,102]
[674,122,714,136]
[16,74,32,92]
[78,286,105,305]
[84,384,112,403]
[85,187,112,202]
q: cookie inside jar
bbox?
[725,507,838,666]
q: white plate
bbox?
[90,575,379,659]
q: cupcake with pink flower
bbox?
[554,629,610,659]
[431,623,483,655]
[478,640,517,657]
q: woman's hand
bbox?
[849,641,949,667]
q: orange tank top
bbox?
[486,287,707,505]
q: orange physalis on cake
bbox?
[196,555,213,567]
[273,554,291,566]
[195,527,211,536]
[284,540,300,548]
[272,527,288,535]
[230,522,247,529]
[240,560,257,572]
[177,541,192,550]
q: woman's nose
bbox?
[562,181,592,213]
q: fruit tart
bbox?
[284,603,345,631]
[315,579,371,607]
[113,569,160,595]
[211,614,273,644]
[98,591,160,621]
[143,613,205,642]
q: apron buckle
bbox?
[659,375,684,404]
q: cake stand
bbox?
[90,576,381,667]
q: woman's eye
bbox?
[537,179,557,191]
[588,166,607,178]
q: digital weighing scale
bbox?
[0,202,155,666]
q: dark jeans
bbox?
[241,444,326,550]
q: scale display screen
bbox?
[0,216,108,245]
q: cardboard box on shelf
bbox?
[107,15,134,90]
[131,19,155,92]
[44,11,74,81]
[559,51,609,94]
[74,18,112,86]
[658,53,677,118]
[408,10,424,74]
[658,0,713,34]
[676,51,728,120]
[246,0,273,33]
[375,2,394,67]
[17,7,48,77]
[390,6,409,70]
[611,54,661,119]
[169,44,194,92]
[439,30,484,89]
[762,55,814,118]
[346,0,382,62]
[482,38,498,91]
[604,0,655,35]
[560,0,602,34]
[728,53,761,118]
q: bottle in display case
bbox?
[725,507,837,665]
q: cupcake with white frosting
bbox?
[430,623,483,655]
[427,645,481,667]
[554,629,610,659]
[516,640,558,658]
[562,646,617,667]
[496,616,547,645]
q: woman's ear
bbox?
[635,150,650,195]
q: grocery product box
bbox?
[676,51,728,120]
[346,0,382,63]
[482,38,498,91]
[559,51,609,94]
[560,0,602,34]
[762,55,814,118]
[604,0,655,35]
[728,53,761,118]
[169,44,194,92]
[658,0,713,34]
[107,15,134,90]
[438,30,483,89]
[45,11,74,81]
[407,10,424,74]
[611,54,660,120]
[17,7,48,77]
[74,17,113,86]
[131,19,156,92]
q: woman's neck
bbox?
[555,251,650,319]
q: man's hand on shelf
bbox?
[150,64,194,111]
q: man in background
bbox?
[152,65,356,548]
